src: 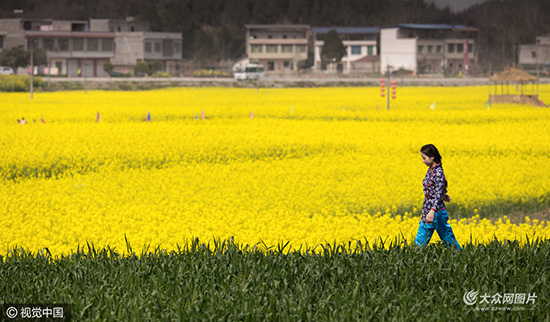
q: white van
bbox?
[234,63,264,80]
[0,66,14,75]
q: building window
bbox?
[43,39,54,51]
[102,39,112,51]
[282,45,293,53]
[296,45,306,53]
[87,38,98,51]
[267,61,274,71]
[448,43,454,53]
[457,44,464,53]
[418,45,423,53]
[162,39,173,57]
[58,39,68,51]
[283,61,290,68]
[268,35,272,39]
[145,42,152,53]
[367,46,373,55]
[427,45,433,53]
[266,45,278,53]
[251,45,263,53]
[468,44,473,53]
[0,36,4,49]
[174,42,181,53]
[532,51,537,58]
[154,42,161,52]
[351,46,361,55]
[436,45,442,53]
[283,35,287,39]
[73,38,83,51]
[55,62,62,73]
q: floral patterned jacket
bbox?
[422,164,447,223]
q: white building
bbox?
[380,24,477,75]
[519,34,550,74]
[312,27,379,74]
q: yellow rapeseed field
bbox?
[1,86,549,255]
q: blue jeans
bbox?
[415,210,461,250]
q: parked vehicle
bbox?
[0,66,14,75]
[234,63,264,80]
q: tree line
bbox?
[1,0,550,70]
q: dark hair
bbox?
[420,144,442,165]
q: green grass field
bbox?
[1,238,548,321]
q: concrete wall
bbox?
[51,21,72,32]
[380,28,416,74]
[537,36,550,45]
[0,19,25,51]
[112,32,144,66]
[90,19,110,32]
[519,44,550,67]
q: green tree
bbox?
[320,29,346,65]
[149,60,163,73]
[103,61,114,75]
[32,48,47,66]
[0,45,47,71]
[134,60,150,76]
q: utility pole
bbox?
[84,59,87,94]
[29,37,34,100]
[47,49,51,88]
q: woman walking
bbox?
[415,144,461,249]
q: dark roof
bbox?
[381,23,478,31]
[311,27,380,34]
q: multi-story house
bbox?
[312,27,379,74]
[245,24,309,73]
[91,18,182,75]
[380,24,478,75]
[0,13,182,77]
[1,17,115,77]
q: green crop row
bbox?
[1,238,548,321]
[0,75,44,92]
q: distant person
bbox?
[20,117,27,125]
[415,144,461,250]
